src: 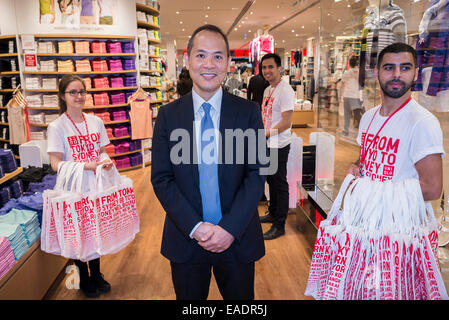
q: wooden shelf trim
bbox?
[0,167,23,185]
[35,53,136,57]
[24,86,138,93]
[137,21,160,30]
[31,34,135,40]
[136,3,160,16]
[109,149,142,158]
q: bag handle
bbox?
[96,163,121,191]
[55,161,80,191]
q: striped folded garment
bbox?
[58,41,74,54]
[107,42,122,54]
[57,60,74,72]
[93,92,110,106]
[93,76,110,89]
[29,131,47,140]
[75,59,92,72]
[91,59,109,72]
[75,41,90,54]
[91,41,107,54]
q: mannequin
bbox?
[413,0,449,112]
[259,25,274,58]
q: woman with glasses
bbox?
[47,74,113,298]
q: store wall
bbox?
[0,0,17,35]
[13,0,137,36]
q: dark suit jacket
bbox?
[247,74,269,109]
[151,90,266,264]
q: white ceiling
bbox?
[158,0,430,52]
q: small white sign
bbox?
[21,35,36,50]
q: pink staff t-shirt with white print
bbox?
[47,113,110,162]
[356,98,444,182]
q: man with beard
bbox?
[348,43,443,201]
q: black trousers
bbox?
[170,245,255,300]
[267,144,290,230]
[73,258,101,281]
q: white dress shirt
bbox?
[189,87,223,238]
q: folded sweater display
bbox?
[75,59,92,72]
[0,209,41,247]
[0,223,28,261]
[0,236,15,279]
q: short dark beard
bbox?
[379,79,413,98]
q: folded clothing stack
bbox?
[107,41,122,54]
[40,59,56,72]
[122,42,134,54]
[84,93,94,107]
[38,41,56,54]
[140,75,150,87]
[0,188,10,208]
[0,149,17,173]
[57,60,74,72]
[43,94,59,108]
[0,192,45,228]
[26,174,56,194]
[108,59,123,71]
[94,111,110,122]
[0,41,15,54]
[106,127,114,139]
[42,77,58,90]
[93,76,110,89]
[93,92,110,106]
[26,94,43,108]
[124,76,137,87]
[125,91,133,102]
[28,113,45,125]
[129,140,142,152]
[25,76,41,89]
[0,236,15,279]
[44,113,59,124]
[91,41,107,54]
[110,92,125,105]
[143,148,151,164]
[0,209,41,247]
[0,111,7,124]
[75,41,90,54]
[110,109,127,121]
[130,152,143,167]
[58,41,74,54]
[75,58,92,72]
[29,131,47,140]
[91,59,108,72]
[110,76,124,88]
[113,126,129,137]
[122,59,135,71]
[113,141,129,154]
[5,180,24,199]
[136,11,147,21]
[0,223,29,261]
[104,144,115,155]
[82,77,92,89]
[113,156,131,169]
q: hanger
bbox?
[131,86,149,102]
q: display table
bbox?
[292,110,314,127]
[0,240,68,300]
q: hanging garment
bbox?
[129,96,152,139]
[7,92,29,144]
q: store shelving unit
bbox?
[0,35,21,153]
[20,34,142,172]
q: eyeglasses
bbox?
[65,89,88,97]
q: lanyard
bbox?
[66,112,89,138]
[360,96,411,171]
[264,79,282,108]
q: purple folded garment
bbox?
[129,140,142,151]
[0,149,17,173]
[130,153,143,166]
[122,42,135,53]
[124,76,137,87]
[114,156,131,169]
[122,59,135,70]
[110,92,126,105]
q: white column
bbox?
[165,35,177,82]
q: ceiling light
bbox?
[347,4,351,7]
[234,27,238,31]
[207,6,210,9]
[250,11,253,15]
[296,34,299,37]
[334,0,342,2]
[182,28,185,31]
[248,30,252,32]
[176,11,179,14]
[205,14,208,18]
[179,21,183,24]
[282,40,285,43]
[291,29,295,32]
[302,26,305,29]
[338,18,341,22]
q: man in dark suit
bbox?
[151,24,266,300]
[247,62,269,110]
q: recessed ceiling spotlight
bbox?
[296,34,299,37]
[179,21,183,24]
[176,11,179,14]
[182,28,185,31]
[302,25,305,29]
[234,27,238,31]
[291,29,295,32]
[250,11,253,15]
[205,14,208,18]
[248,30,252,32]
[338,18,341,22]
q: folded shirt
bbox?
[58,41,74,54]
[75,41,90,54]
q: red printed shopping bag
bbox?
[95,165,139,256]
